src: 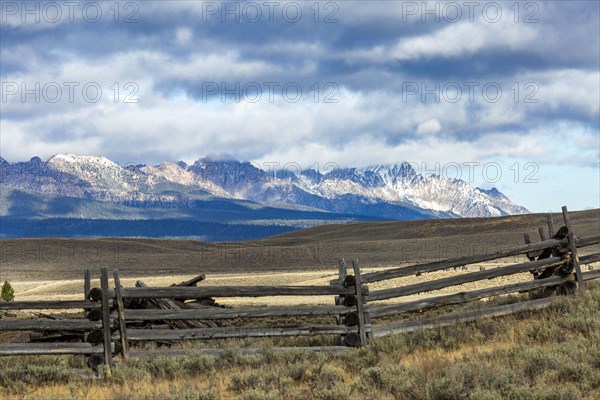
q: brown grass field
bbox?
[1,209,600,399]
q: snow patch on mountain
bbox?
[2,154,529,218]
[140,162,231,198]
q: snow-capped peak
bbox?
[3,153,529,218]
[47,153,119,169]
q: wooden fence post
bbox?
[338,258,347,286]
[523,233,535,261]
[352,259,368,346]
[84,269,91,301]
[113,269,129,359]
[562,206,585,291]
[83,269,92,319]
[335,258,347,345]
[100,267,113,378]
[538,227,547,241]
[547,213,555,238]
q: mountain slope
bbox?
[0,153,529,239]
[0,186,381,240]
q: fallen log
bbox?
[173,274,206,287]
[171,274,214,303]
[181,298,219,307]
[170,301,213,310]
[135,281,216,329]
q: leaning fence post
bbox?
[352,259,368,346]
[538,227,547,241]
[113,269,129,359]
[561,206,585,291]
[100,267,113,378]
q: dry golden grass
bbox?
[8,260,556,308]
[3,290,600,400]
[2,277,600,399]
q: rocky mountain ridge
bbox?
[1,153,528,219]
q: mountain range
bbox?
[0,154,528,240]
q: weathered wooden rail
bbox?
[0,300,97,311]
[360,233,599,284]
[369,269,600,318]
[366,206,600,338]
[122,304,356,321]
[0,206,599,379]
[371,297,557,337]
[367,252,600,302]
[119,285,368,299]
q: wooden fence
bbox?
[1,206,599,378]
[364,206,600,337]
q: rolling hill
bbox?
[1,208,597,282]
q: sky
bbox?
[0,0,599,213]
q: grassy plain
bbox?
[1,282,600,399]
[1,209,599,398]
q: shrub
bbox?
[312,382,352,400]
[1,280,14,301]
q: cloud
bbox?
[417,119,442,135]
[175,27,193,46]
[0,0,598,212]
[343,18,539,63]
